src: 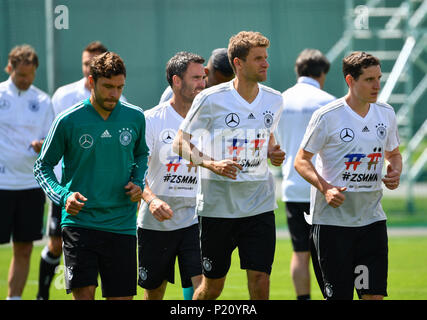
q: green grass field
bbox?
[0,196,426,300]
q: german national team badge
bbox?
[376,123,387,140]
[28,100,40,112]
[119,128,133,146]
[263,111,274,128]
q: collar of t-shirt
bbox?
[297,76,321,89]
[7,76,32,96]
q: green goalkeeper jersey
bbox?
[34,98,149,235]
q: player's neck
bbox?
[233,77,259,104]
[90,95,112,120]
[170,95,191,119]
[345,93,370,118]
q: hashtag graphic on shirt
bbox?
[164,174,171,182]
[342,172,351,181]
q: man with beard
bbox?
[34,52,149,300]
[137,52,206,300]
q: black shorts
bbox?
[311,220,388,300]
[199,211,276,279]
[137,224,201,290]
[62,226,137,298]
[0,188,45,244]
[47,202,62,237]
[285,202,311,252]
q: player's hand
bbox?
[204,159,243,180]
[65,192,87,215]
[268,144,285,166]
[382,164,400,190]
[148,198,173,222]
[31,139,44,153]
[124,182,143,202]
[323,186,347,208]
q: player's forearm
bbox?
[173,129,212,166]
[294,149,330,194]
[33,158,72,206]
[142,180,157,204]
[131,154,148,190]
[385,149,403,174]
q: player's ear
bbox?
[4,62,12,74]
[88,75,95,89]
[345,74,353,87]
[172,74,181,89]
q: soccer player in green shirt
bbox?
[34,52,149,300]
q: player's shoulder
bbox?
[28,84,51,103]
[54,100,87,125]
[52,80,81,99]
[312,98,345,119]
[199,81,233,99]
[375,100,395,113]
[143,102,169,118]
[120,100,145,117]
[259,83,282,98]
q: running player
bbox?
[0,44,54,300]
[36,41,128,300]
[137,51,205,300]
[294,51,402,300]
[173,31,285,300]
[34,52,149,300]
[276,49,335,300]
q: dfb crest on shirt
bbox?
[28,100,40,112]
[376,123,387,140]
[263,111,274,128]
[119,128,133,146]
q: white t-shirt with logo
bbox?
[276,77,335,202]
[0,78,54,189]
[301,97,400,226]
[137,102,198,231]
[179,80,283,218]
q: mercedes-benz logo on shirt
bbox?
[225,113,240,128]
[79,134,94,149]
[339,128,354,142]
[161,129,175,144]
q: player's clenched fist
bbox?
[65,192,88,215]
[323,186,347,208]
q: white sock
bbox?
[6,296,21,300]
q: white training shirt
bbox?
[0,77,54,189]
[137,102,198,231]
[179,80,283,218]
[159,86,173,104]
[276,77,335,202]
[301,97,400,227]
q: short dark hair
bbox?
[7,44,39,70]
[295,49,330,78]
[84,41,108,55]
[209,48,234,77]
[342,51,381,80]
[89,51,126,82]
[166,51,205,87]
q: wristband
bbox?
[146,197,157,206]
